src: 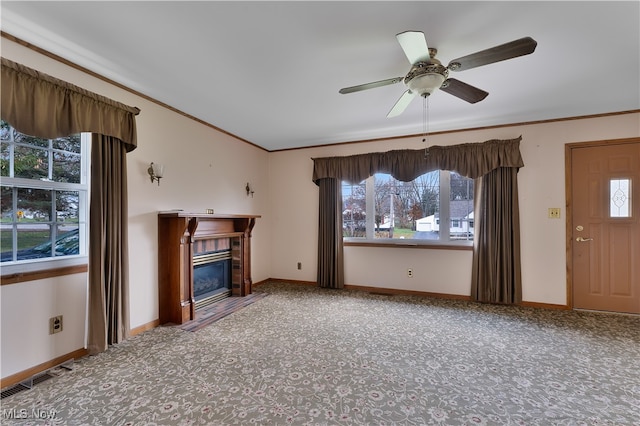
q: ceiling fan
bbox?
[339,31,537,117]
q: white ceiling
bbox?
[2,1,639,151]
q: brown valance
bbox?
[1,57,140,151]
[312,137,523,184]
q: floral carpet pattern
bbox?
[2,282,639,425]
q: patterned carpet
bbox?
[1,282,639,425]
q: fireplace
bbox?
[193,250,232,309]
[157,212,259,325]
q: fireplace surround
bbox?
[157,212,260,325]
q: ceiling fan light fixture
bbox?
[404,63,448,97]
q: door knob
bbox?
[575,236,594,242]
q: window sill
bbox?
[1,260,88,285]
[344,240,473,251]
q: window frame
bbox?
[1,126,90,276]
[342,170,474,249]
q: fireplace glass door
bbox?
[193,250,232,308]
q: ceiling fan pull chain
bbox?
[423,95,430,157]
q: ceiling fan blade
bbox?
[387,90,417,117]
[447,37,537,72]
[440,78,488,104]
[339,77,404,94]
[396,31,431,65]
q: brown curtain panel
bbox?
[317,178,345,289]
[88,135,131,354]
[312,137,523,303]
[1,58,139,353]
[471,167,522,304]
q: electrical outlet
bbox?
[49,315,63,334]
[297,262,302,270]
[548,208,561,219]
[407,268,413,278]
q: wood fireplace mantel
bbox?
[157,212,260,325]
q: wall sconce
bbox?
[245,182,255,197]
[148,162,165,186]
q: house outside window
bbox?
[0,120,89,272]
[342,171,474,244]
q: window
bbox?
[0,120,89,272]
[610,178,632,218]
[342,171,474,244]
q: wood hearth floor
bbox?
[177,292,268,332]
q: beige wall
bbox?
[1,36,639,380]
[268,114,640,303]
